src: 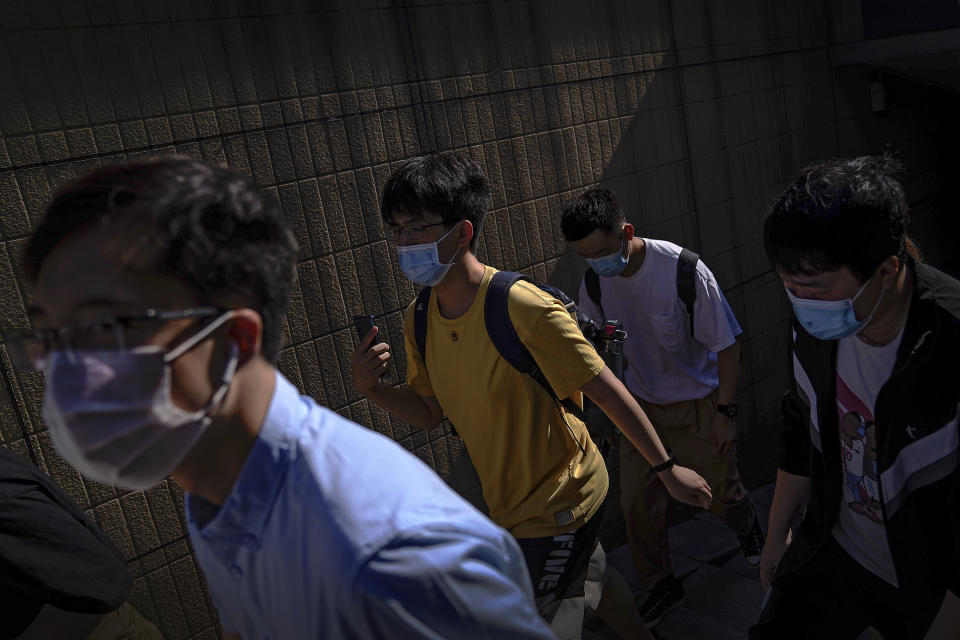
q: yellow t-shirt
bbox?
[403,266,609,538]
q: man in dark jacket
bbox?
[752,156,960,639]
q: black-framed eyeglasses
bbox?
[385,221,450,245]
[4,307,220,372]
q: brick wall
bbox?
[1,2,957,637]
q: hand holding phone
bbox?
[353,314,379,346]
[351,314,389,391]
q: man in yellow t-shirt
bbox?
[352,153,712,640]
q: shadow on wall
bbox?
[545,52,670,299]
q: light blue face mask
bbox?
[586,233,629,277]
[785,275,884,340]
[396,224,461,286]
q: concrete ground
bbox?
[584,483,879,640]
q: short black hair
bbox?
[763,156,910,283]
[560,188,626,242]
[380,153,491,251]
[24,157,297,363]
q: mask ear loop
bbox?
[203,341,240,416]
[161,310,241,418]
[442,243,462,267]
[164,310,237,363]
[852,270,886,328]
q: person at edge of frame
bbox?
[6,156,557,640]
[751,155,960,639]
[560,187,765,629]
[0,445,162,640]
[351,152,713,640]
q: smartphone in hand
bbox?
[353,314,380,347]
[354,314,387,380]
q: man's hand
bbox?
[660,465,712,510]
[351,326,391,395]
[711,412,736,456]
[759,530,790,591]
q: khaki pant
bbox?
[87,602,164,640]
[620,388,754,584]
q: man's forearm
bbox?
[716,337,741,405]
[768,468,810,539]
[581,367,670,467]
[366,383,444,429]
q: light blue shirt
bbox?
[186,372,553,639]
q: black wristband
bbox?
[651,451,677,474]
[717,402,738,418]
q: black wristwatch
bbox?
[717,402,738,418]
[651,451,677,474]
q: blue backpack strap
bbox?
[484,272,589,414]
[484,271,593,455]
[677,248,700,337]
[483,271,537,375]
[413,286,432,363]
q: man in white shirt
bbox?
[561,188,764,628]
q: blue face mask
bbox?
[785,275,884,340]
[396,224,461,287]
[586,233,629,277]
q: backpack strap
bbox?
[413,286,432,363]
[584,267,604,316]
[484,271,537,377]
[676,248,700,338]
[484,271,589,426]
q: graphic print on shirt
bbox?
[837,376,883,524]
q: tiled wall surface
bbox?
[1,1,956,637]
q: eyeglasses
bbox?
[4,307,220,372]
[385,222,450,245]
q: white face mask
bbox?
[43,311,239,491]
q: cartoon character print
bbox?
[837,372,885,526]
[839,411,867,505]
[858,424,882,523]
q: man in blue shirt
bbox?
[10,157,554,639]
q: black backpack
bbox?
[583,247,700,337]
[412,271,603,444]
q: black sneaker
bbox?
[739,512,766,566]
[638,574,685,627]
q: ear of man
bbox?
[877,255,901,290]
[456,220,474,249]
[226,309,263,365]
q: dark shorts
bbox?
[517,505,608,640]
[750,535,940,640]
